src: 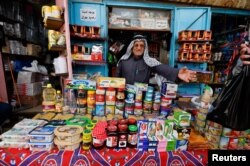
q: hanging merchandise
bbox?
[207,65,250,130]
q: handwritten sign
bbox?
[140,18,155,29]
[155,19,169,30]
[80,8,96,21]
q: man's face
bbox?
[132,41,145,58]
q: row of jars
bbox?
[83,118,138,150]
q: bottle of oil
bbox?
[55,90,63,112]
[42,83,56,112]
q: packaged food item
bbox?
[118,124,128,148]
[29,126,55,143]
[82,129,92,150]
[128,125,138,148]
[106,125,118,148]
[92,121,107,149]
[42,84,56,112]
[55,90,63,112]
[54,126,83,143]
[54,137,82,150]
[106,88,116,105]
[29,142,53,151]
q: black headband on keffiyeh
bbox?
[133,35,146,40]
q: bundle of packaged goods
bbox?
[0,119,47,148]
[54,125,83,150]
[28,126,55,151]
[205,121,250,150]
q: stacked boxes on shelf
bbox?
[178,30,212,62]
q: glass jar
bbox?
[96,87,105,95]
[106,87,116,105]
[128,125,138,148]
[106,125,118,148]
[118,124,128,148]
[87,90,95,107]
[82,129,92,150]
[116,88,125,100]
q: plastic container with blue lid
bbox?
[29,126,55,143]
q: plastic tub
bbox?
[54,125,83,143]
[29,126,55,143]
[29,141,54,151]
[54,137,81,150]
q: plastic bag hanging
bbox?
[206,65,250,130]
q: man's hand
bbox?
[240,43,250,65]
[178,67,197,82]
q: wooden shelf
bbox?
[49,45,66,51]
[208,60,229,64]
[177,60,209,63]
[44,17,64,30]
[109,26,170,32]
[5,35,40,45]
[1,53,41,59]
[70,34,106,41]
[72,60,106,66]
[207,82,225,86]
[178,40,212,43]
[50,72,68,77]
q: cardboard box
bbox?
[65,79,96,90]
[174,110,191,127]
[19,95,42,107]
[161,82,178,99]
[166,136,177,151]
[17,71,37,84]
[173,125,191,140]
[138,120,148,141]
[16,82,42,96]
[176,139,188,151]
[97,77,125,88]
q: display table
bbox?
[0,147,207,166]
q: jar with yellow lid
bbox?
[82,129,92,150]
[87,90,95,106]
[86,124,94,131]
[91,120,97,126]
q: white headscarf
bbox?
[117,35,168,86]
[118,35,161,67]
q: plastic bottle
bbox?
[55,90,63,112]
[42,83,56,112]
[69,89,77,114]
[43,84,56,102]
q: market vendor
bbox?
[116,35,197,84]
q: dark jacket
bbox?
[116,56,179,84]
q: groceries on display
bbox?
[1,76,249,152]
